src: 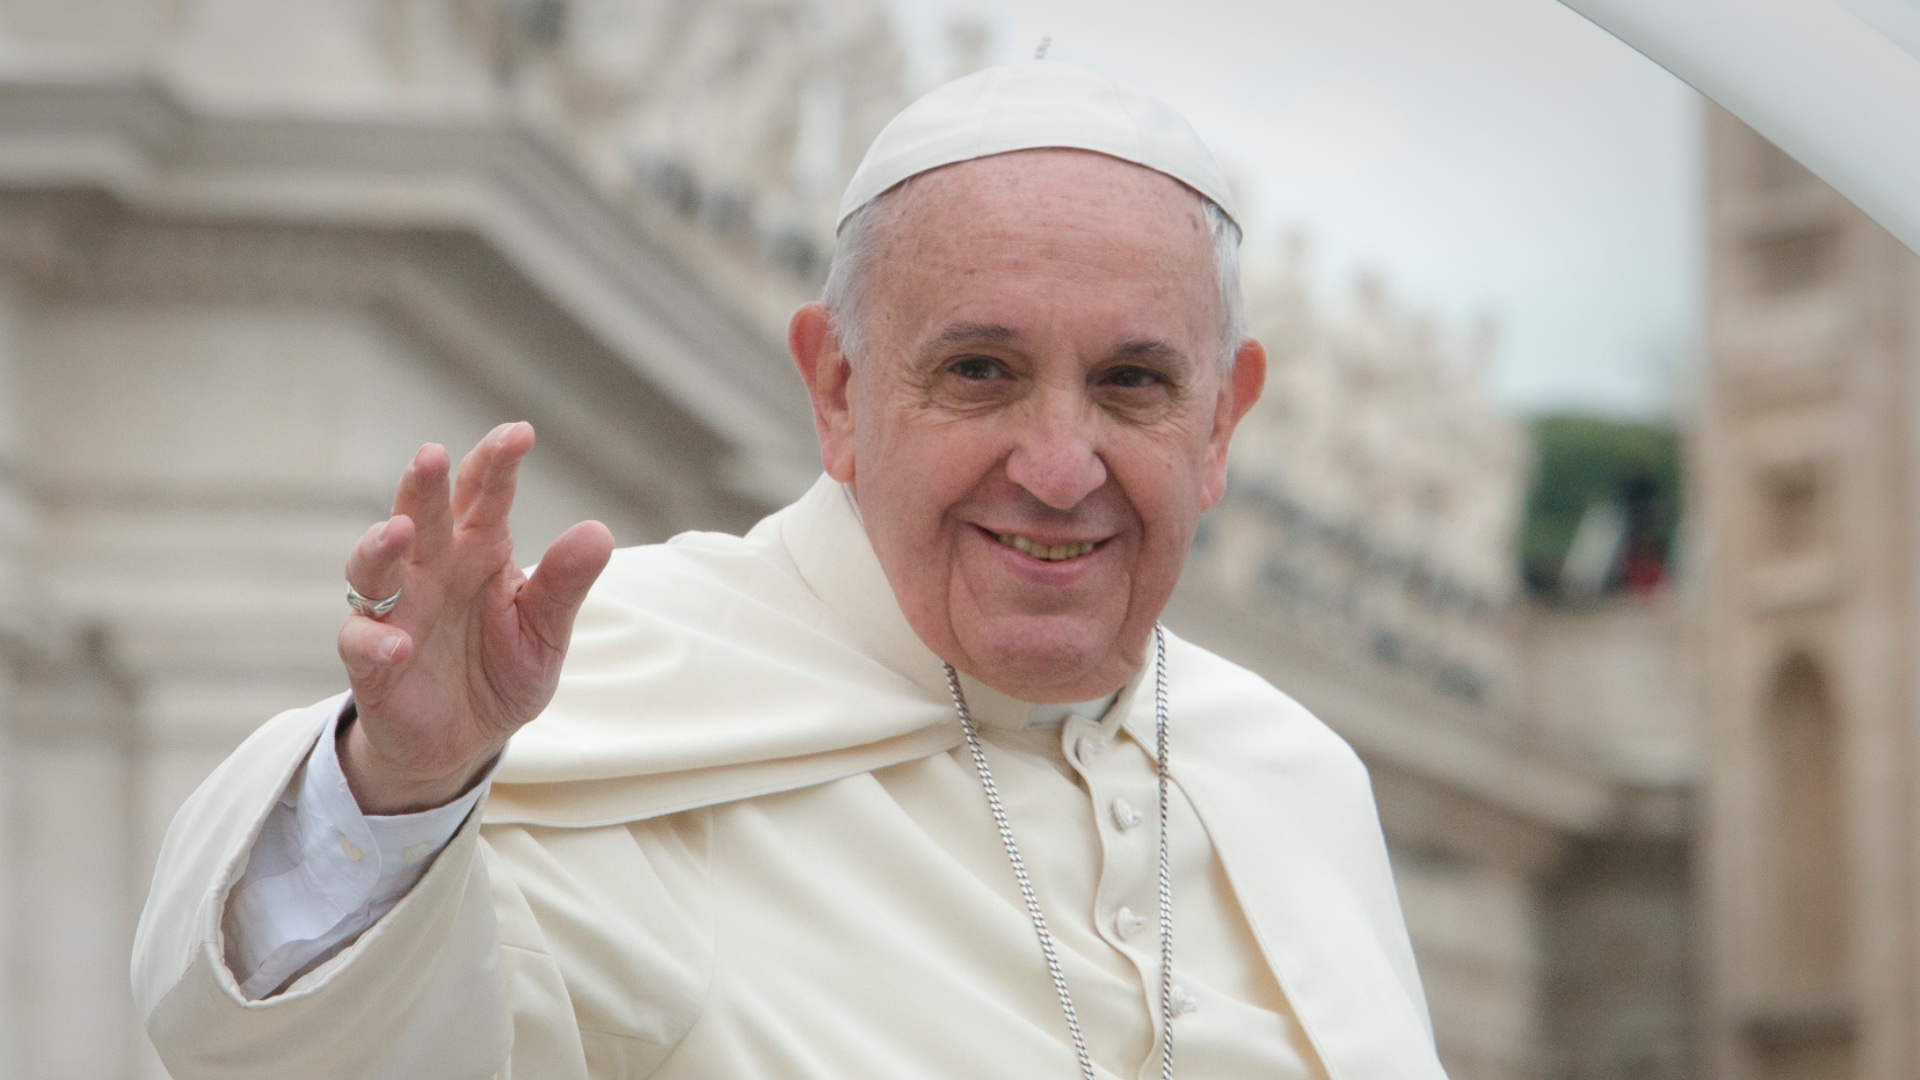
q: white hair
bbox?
[822,181,1246,370]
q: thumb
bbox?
[517,521,616,654]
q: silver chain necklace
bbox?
[943,623,1175,1080]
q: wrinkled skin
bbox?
[789,149,1267,703]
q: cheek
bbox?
[855,408,995,539]
[1117,430,1215,547]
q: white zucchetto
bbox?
[836,59,1239,231]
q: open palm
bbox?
[336,422,615,814]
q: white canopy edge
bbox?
[1559,0,1920,257]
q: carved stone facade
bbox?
[1204,254,1524,711]
[0,3,1701,1079]
[1697,105,1920,1080]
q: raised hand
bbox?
[336,422,616,814]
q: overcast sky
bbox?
[882,0,1704,420]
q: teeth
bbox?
[995,533,1096,561]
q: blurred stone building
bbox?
[1187,254,1700,1080]
[1697,107,1920,1080]
[0,2,1702,1078]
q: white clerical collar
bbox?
[775,474,1144,735]
[1026,693,1119,729]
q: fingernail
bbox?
[379,635,402,661]
[376,520,389,543]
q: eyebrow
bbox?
[928,326,1187,360]
[1110,338,1186,365]
[926,322,1021,351]
[919,325,1193,373]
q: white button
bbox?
[1075,736,1111,765]
[339,835,364,862]
[1115,905,1149,939]
[402,842,431,864]
[1170,984,1199,1015]
[1112,798,1143,830]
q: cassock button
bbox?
[1112,798,1143,830]
[1170,985,1199,1015]
[1115,906,1149,939]
[402,842,431,864]
[338,835,364,863]
[1075,736,1111,765]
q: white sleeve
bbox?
[221,701,496,1000]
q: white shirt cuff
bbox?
[304,701,493,907]
[224,699,498,1000]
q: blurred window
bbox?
[1764,652,1849,997]
[1759,461,1827,557]
[1746,224,1842,295]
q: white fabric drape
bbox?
[133,476,1445,1080]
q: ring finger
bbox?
[345,516,416,609]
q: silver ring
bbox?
[347,585,402,619]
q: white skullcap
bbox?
[836,59,1239,233]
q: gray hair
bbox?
[823,182,1246,370]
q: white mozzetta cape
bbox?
[133,476,1446,1080]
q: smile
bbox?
[993,532,1098,562]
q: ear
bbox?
[1199,336,1268,509]
[788,302,859,482]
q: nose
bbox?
[1004,390,1108,510]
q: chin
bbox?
[960,613,1132,701]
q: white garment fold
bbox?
[222,701,491,999]
[135,475,1443,1080]
[221,691,1111,1002]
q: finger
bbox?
[345,516,415,602]
[396,443,453,562]
[516,521,616,654]
[453,422,534,535]
[337,617,414,703]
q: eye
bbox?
[1100,366,1165,390]
[951,356,1007,381]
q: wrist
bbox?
[337,714,499,816]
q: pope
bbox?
[132,60,1448,1080]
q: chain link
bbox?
[1152,624,1174,1080]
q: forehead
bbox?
[868,149,1219,341]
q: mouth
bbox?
[990,531,1099,562]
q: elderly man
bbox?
[134,61,1444,1080]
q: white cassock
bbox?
[131,476,1448,1080]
